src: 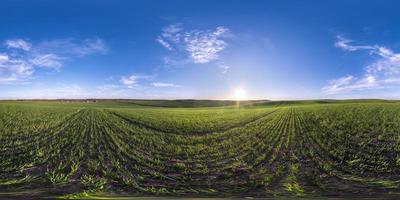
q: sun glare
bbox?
[234,87,247,100]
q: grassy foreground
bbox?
[1,99,400,199]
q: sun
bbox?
[234,87,247,100]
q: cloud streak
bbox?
[118,73,182,90]
[151,82,180,87]
[323,35,400,94]
[334,35,375,52]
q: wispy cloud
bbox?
[118,73,181,90]
[334,35,375,51]
[5,39,32,51]
[94,75,183,99]
[157,24,231,64]
[0,38,107,84]
[218,63,230,74]
[151,82,180,87]
[323,35,400,94]
[0,54,33,84]
[36,38,107,57]
[322,75,379,94]
[96,84,120,91]
[30,54,63,70]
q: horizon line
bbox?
[0,98,398,101]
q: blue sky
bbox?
[1,0,400,99]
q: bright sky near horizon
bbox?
[1,0,400,100]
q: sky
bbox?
[1,0,400,100]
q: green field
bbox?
[1,100,400,199]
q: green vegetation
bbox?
[1,100,400,198]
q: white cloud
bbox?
[218,64,230,73]
[151,82,180,87]
[36,38,107,57]
[0,37,107,84]
[80,38,107,55]
[184,27,228,63]
[161,24,183,43]
[116,72,182,91]
[0,54,34,84]
[5,39,31,51]
[0,54,9,62]
[157,24,230,64]
[119,74,149,88]
[30,54,63,70]
[156,37,172,50]
[323,36,400,94]
[323,75,354,94]
[93,84,128,98]
[96,84,120,91]
[334,35,374,51]
[322,75,379,94]
[120,75,137,88]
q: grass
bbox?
[1,99,400,199]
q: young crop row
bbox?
[294,103,400,195]
[1,102,400,197]
[108,106,278,134]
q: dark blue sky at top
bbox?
[1,0,400,99]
